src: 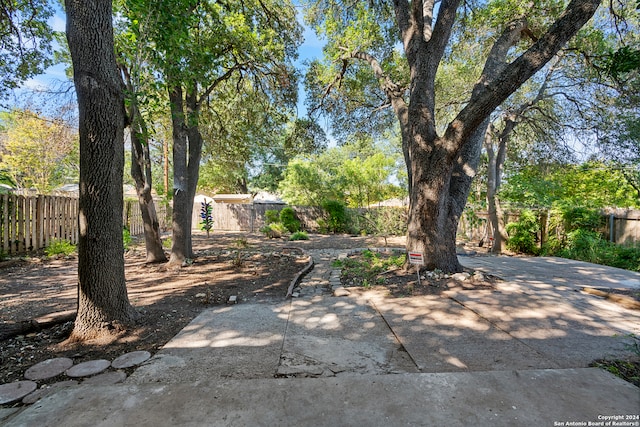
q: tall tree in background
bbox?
[115,5,167,263]
[125,0,301,265]
[594,2,639,199]
[0,109,77,192]
[65,0,137,341]
[306,0,601,272]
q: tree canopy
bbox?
[0,0,55,102]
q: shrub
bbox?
[290,231,309,241]
[264,209,280,225]
[505,210,540,254]
[557,230,640,272]
[260,223,287,239]
[123,227,133,250]
[561,206,603,232]
[321,200,348,233]
[279,207,301,233]
[560,229,601,263]
[45,239,77,257]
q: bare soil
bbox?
[0,231,402,393]
[2,232,638,402]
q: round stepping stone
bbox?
[0,381,37,405]
[111,351,151,369]
[24,357,74,381]
[82,371,127,386]
[21,380,78,405]
[65,360,111,378]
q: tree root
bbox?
[0,310,76,341]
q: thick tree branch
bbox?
[425,0,461,69]
[422,0,434,42]
[446,0,601,148]
[392,0,412,52]
[338,47,405,98]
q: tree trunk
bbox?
[405,136,462,272]
[397,0,600,271]
[65,0,136,341]
[121,64,167,264]
[485,124,509,253]
[131,127,167,263]
[168,84,190,264]
[168,84,203,265]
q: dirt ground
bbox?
[2,231,638,400]
[0,231,407,390]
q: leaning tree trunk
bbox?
[131,126,168,263]
[65,0,137,341]
[122,64,167,263]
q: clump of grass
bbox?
[289,231,309,241]
[336,249,405,288]
[590,334,640,387]
[45,239,77,257]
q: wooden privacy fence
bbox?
[191,202,324,233]
[3,193,638,256]
[123,200,171,236]
[0,195,172,256]
[458,209,640,247]
[0,194,79,255]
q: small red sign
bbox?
[408,252,424,265]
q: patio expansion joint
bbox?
[445,294,562,369]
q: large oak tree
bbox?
[306,0,602,271]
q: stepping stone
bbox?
[65,360,111,378]
[333,286,351,297]
[111,351,151,369]
[0,381,37,405]
[21,380,78,405]
[82,371,127,385]
[24,357,73,380]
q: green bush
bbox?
[279,207,301,233]
[560,229,601,263]
[557,230,640,272]
[506,210,540,254]
[289,231,309,241]
[264,209,280,225]
[260,223,288,239]
[561,206,603,232]
[321,200,348,233]
[45,239,77,257]
[123,227,133,250]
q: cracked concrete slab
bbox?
[127,302,290,383]
[6,368,638,427]
[367,292,560,372]
[279,295,418,377]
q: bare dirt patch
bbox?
[338,249,500,298]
